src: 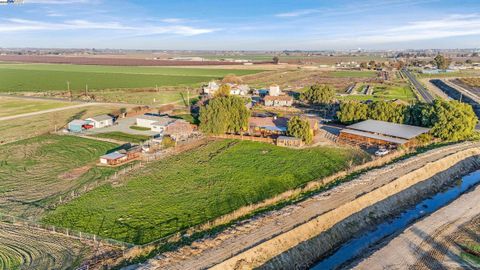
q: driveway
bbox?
[84,117,159,136]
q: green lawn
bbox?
[129,125,151,131]
[0,135,118,219]
[330,70,377,78]
[339,83,416,102]
[92,132,150,144]
[0,64,263,92]
[43,140,368,244]
[0,97,76,117]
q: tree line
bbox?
[337,100,477,141]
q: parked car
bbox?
[375,148,390,157]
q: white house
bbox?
[151,118,176,133]
[85,115,114,129]
[202,81,220,95]
[269,85,281,96]
[136,115,168,129]
[230,84,250,96]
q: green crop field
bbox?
[92,132,151,144]
[0,97,76,118]
[0,64,263,92]
[339,83,416,102]
[0,135,119,219]
[43,140,368,244]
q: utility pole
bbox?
[85,84,88,96]
[67,81,72,101]
[460,93,463,103]
[187,88,190,111]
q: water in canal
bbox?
[311,169,480,270]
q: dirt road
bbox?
[351,182,480,270]
[0,103,100,122]
[132,142,480,270]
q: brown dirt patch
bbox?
[58,165,92,181]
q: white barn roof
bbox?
[346,120,430,140]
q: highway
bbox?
[402,69,435,103]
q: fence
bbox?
[212,134,275,144]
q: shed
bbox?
[68,119,87,133]
[99,152,126,165]
[86,115,114,129]
[137,115,170,129]
[277,136,303,147]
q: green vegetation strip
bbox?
[129,126,151,131]
[43,140,367,244]
[92,132,150,144]
[0,64,263,92]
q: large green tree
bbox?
[368,101,406,123]
[429,100,477,140]
[301,84,336,105]
[434,54,452,70]
[287,116,313,144]
[199,95,250,134]
[337,101,368,124]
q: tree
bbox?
[430,100,477,141]
[287,116,312,144]
[300,84,336,105]
[222,74,243,84]
[337,102,368,124]
[466,59,473,64]
[214,84,231,98]
[199,95,250,135]
[360,62,368,69]
[368,101,406,123]
[368,60,376,69]
[119,107,127,118]
[434,54,452,70]
[273,56,280,64]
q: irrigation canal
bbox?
[310,169,480,270]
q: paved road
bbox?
[0,103,101,122]
[402,69,435,103]
[133,142,480,270]
[351,183,480,270]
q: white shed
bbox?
[85,115,114,129]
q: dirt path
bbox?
[351,182,480,270]
[132,142,480,270]
[0,103,101,122]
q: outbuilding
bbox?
[276,136,303,147]
[136,115,170,129]
[339,119,430,147]
[264,95,293,107]
[86,115,114,129]
[99,152,127,165]
[67,119,88,133]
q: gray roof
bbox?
[69,119,87,125]
[151,118,176,127]
[346,119,430,139]
[341,129,408,144]
[88,114,113,122]
[137,115,166,121]
[100,152,125,160]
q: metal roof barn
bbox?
[346,120,430,140]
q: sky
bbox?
[0,0,479,50]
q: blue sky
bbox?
[0,0,479,50]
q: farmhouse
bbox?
[339,119,430,146]
[269,84,281,96]
[264,95,294,107]
[150,117,176,133]
[249,116,288,136]
[85,115,114,129]
[202,81,219,95]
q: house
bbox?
[276,136,303,147]
[164,120,195,141]
[264,95,294,107]
[99,152,127,165]
[269,85,281,96]
[67,119,88,133]
[338,119,431,147]
[136,115,169,129]
[202,81,220,95]
[150,117,176,133]
[85,115,114,129]
[229,84,250,96]
[248,117,288,136]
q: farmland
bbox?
[0,63,263,92]
[339,83,416,102]
[329,70,377,78]
[0,135,119,219]
[0,96,76,118]
[43,140,368,244]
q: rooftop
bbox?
[264,95,293,101]
[100,152,125,160]
[249,117,288,128]
[87,114,113,122]
[341,129,408,144]
[346,119,430,139]
[137,115,168,121]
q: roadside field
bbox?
[339,83,416,102]
[0,104,124,144]
[43,140,368,244]
[0,96,76,117]
[329,70,377,78]
[0,64,263,92]
[91,89,188,105]
[0,135,119,219]
[91,132,150,144]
